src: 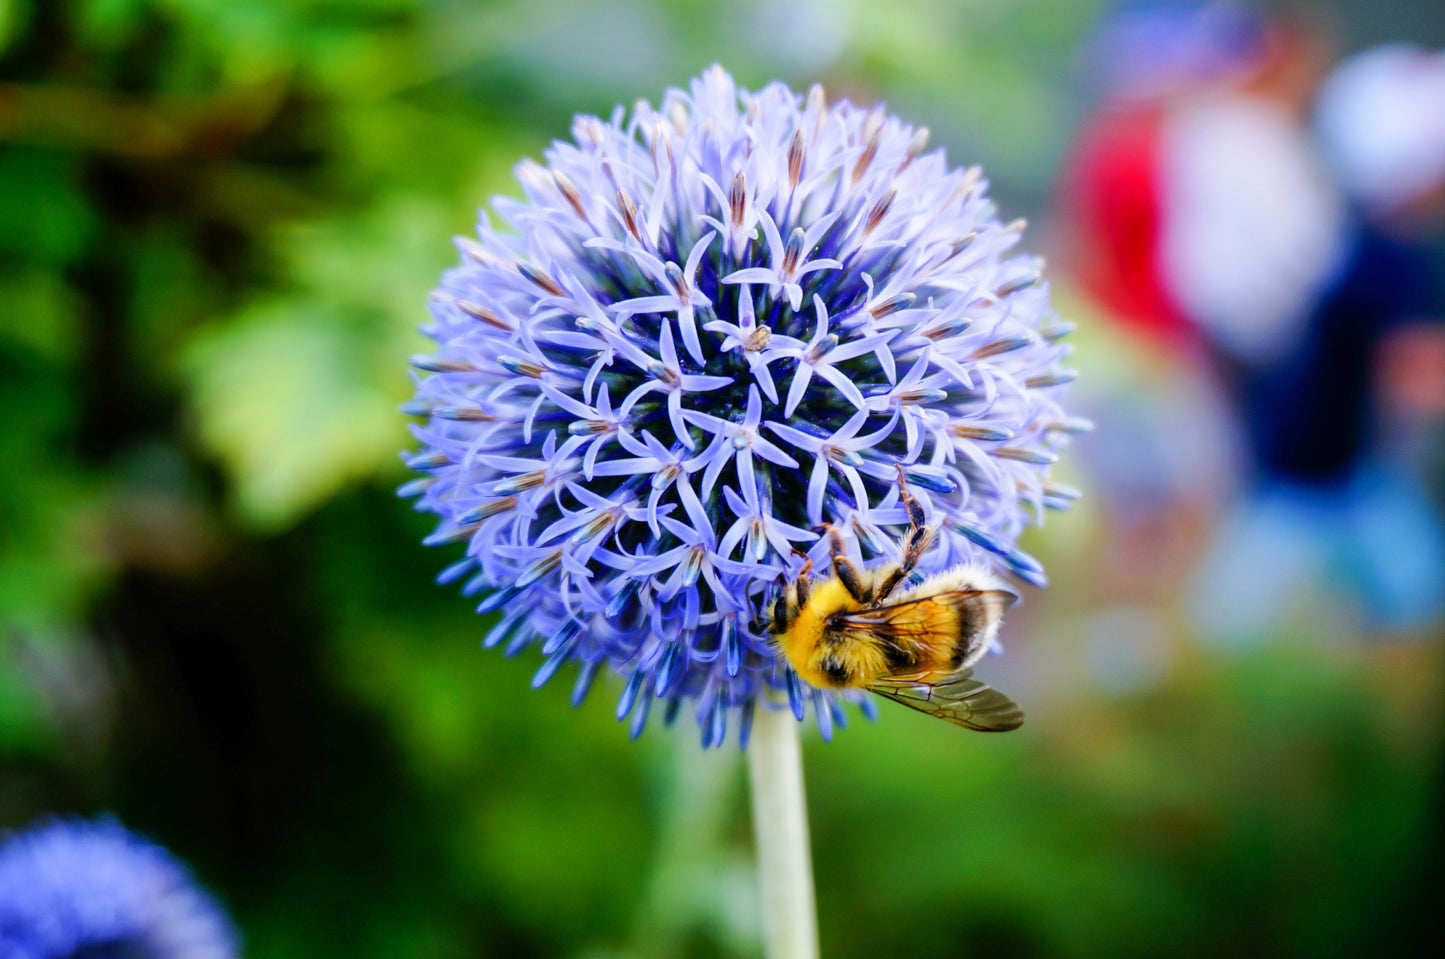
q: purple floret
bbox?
[0,818,237,959]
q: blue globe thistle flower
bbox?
[0,818,238,959]
[403,66,1083,747]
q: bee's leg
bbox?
[824,523,870,603]
[790,549,814,584]
[896,465,925,526]
[789,549,813,611]
[875,564,908,601]
[878,466,936,600]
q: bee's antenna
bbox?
[743,585,763,626]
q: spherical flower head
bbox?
[0,818,238,959]
[403,66,1084,747]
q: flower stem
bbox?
[747,702,819,959]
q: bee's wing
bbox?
[868,670,1025,732]
[834,590,1015,635]
[832,589,1015,666]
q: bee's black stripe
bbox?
[819,655,852,686]
[950,602,980,667]
[874,620,915,670]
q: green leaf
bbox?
[182,300,406,531]
[0,150,98,265]
[0,0,31,55]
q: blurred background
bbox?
[3,0,1445,956]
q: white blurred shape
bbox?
[1162,96,1348,365]
[1316,44,1445,218]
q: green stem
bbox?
[747,701,819,959]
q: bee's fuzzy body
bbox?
[771,563,1010,690]
[764,471,1025,731]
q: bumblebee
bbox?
[766,470,1025,732]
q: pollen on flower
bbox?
[403,65,1082,747]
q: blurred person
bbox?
[1063,0,1269,354]
[1159,7,1347,369]
[1052,2,1257,657]
[1184,37,1445,641]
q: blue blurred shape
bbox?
[0,818,238,959]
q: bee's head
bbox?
[763,593,785,637]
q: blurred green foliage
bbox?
[3,1,1444,957]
